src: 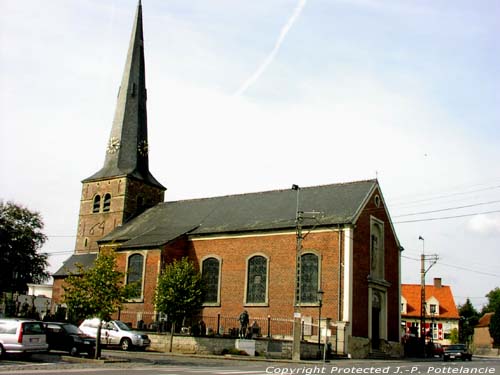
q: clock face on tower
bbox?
[107,137,121,154]
[138,140,149,156]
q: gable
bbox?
[401,284,459,319]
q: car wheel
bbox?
[70,346,79,356]
[120,338,132,351]
[0,344,5,358]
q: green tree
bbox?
[0,201,49,296]
[482,287,500,314]
[449,328,459,344]
[154,257,204,351]
[489,308,500,347]
[458,298,480,344]
[63,249,134,358]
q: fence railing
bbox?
[116,311,336,342]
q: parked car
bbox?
[44,322,96,357]
[79,318,150,351]
[427,342,444,357]
[443,344,472,361]
[0,319,48,357]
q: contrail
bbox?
[234,0,308,96]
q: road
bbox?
[1,350,499,375]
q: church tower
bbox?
[75,1,165,254]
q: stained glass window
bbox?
[300,253,319,303]
[127,254,144,298]
[202,257,220,303]
[246,256,267,303]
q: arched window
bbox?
[202,257,220,304]
[92,195,101,213]
[300,253,319,303]
[370,219,384,279]
[103,193,111,212]
[127,254,144,298]
[246,255,267,304]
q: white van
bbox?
[79,318,150,351]
[0,319,48,357]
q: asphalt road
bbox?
[1,350,499,375]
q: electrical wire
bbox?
[393,200,500,218]
[394,209,500,224]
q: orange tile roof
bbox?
[402,283,459,319]
[476,312,494,328]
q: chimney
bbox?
[434,278,442,288]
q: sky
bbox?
[1,0,499,311]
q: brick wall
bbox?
[75,177,164,254]
[351,187,401,342]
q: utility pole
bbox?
[418,236,438,357]
[292,184,302,361]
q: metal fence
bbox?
[116,310,345,355]
[118,311,334,341]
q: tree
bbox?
[63,249,134,358]
[458,298,480,344]
[0,201,49,295]
[154,257,204,351]
[482,287,500,314]
[489,308,500,347]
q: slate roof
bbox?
[402,283,460,319]
[98,179,378,249]
[83,1,164,190]
[52,253,97,277]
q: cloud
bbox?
[233,0,307,96]
[467,214,500,235]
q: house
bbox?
[52,1,403,359]
[401,278,459,344]
[473,312,494,350]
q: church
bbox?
[52,1,403,358]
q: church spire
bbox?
[84,1,164,190]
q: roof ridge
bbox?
[160,179,378,205]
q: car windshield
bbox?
[448,345,465,350]
[64,324,83,334]
[114,321,131,331]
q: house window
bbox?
[202,257,220,303]
[127,253,144,298]
[429,304,437,314]
[300,253,319,303]
[92,195,101,213]
[246,255,267,304]
[103,193,111,212]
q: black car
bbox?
[443,344,472,361]
[44,322,96,357]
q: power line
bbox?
[394,209,500,224]
[401,255,500,278]
[390,183,500,208]
[393,200,500,218]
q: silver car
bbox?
[0,319,48,357]
[79,318,150,351]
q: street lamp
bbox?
[317,289,324,357]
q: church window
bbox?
[202,257,220,304]
[370,218,384,279]
[103,193,111,212]
[127,253,144,299]
[92,195,101,213]
[300,253,319,303]
[246,255,267,304]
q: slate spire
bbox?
[84,1,165,190]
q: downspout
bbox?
[338,223,342,322]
